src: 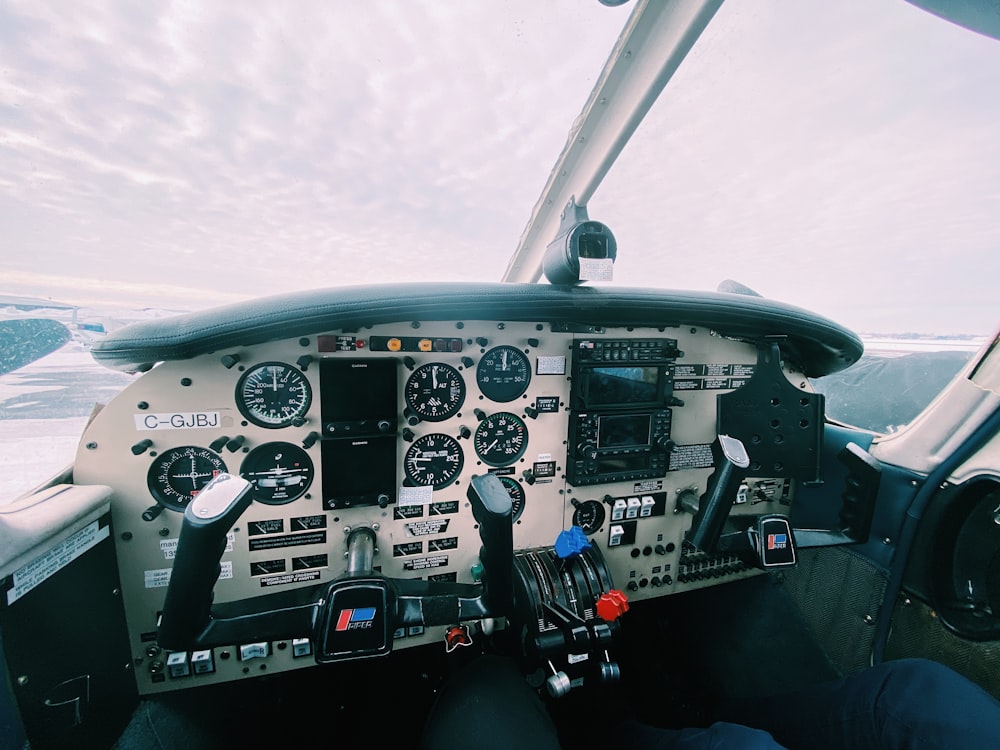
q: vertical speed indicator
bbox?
[404,434,464,489]
[476,346,531,402]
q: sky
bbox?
[1,0,998,335]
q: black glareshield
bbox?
[686,435,750,552]
[467,474,515,614]
[158,473,253,650]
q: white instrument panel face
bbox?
[74,320,806,694]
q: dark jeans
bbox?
[422,657,1000,750]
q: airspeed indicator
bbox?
[236,362,312,428]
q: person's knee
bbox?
[687,722,787,749]
[874,657,969,708]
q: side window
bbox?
[812,344,978,434]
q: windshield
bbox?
[2,0,998,498]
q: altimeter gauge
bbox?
[476,345,531,402]
[473,412,528,466]
[147,446,228,511]
[404,363,466,421]
[236,362,312,428]
[240,442,314,504]
[403,433,464,489]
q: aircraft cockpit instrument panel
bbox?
[73,283,857,694]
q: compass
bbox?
[147,446,228,511]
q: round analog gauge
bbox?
[476,345,531,402]
[498,475,525,524]
[404,363,466,422]
[473,412,528,466]
[236,362,312,428]
[572,499,607,535]
[404,433,464,489]
[147,446,228,512]
[240,442,314,504]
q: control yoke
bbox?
[158,473,514,662]
[685,436,882,569]
[685,434,750,552]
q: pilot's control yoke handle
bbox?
[158,474,253,648]
[468,473,514,614]
[157,473,515,662]
[686,434,750,552]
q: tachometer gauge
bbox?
[474,412,527,466]
[404,433,464,489]
[236,362,312,428]
[240,441,314,504]
[476,345,531,402]
[147,446,228,511]
[404,363,466,421]
[498,475,525,523]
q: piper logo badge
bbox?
[336,607,377,631]
[767,533,788,550]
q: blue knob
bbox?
[555,526,591,558]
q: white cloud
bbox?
[0,0,997,335]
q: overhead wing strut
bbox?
[502,0,725,283]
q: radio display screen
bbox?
[321,435,396,508]
[596,453,651,473]
[597,413,651,449]
[321,359,397,423]
[586,366,659,406]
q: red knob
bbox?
[596,589,630,622]
[444,624,473,653]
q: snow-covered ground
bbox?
[0,343,134,504]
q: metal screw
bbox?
[882,537,892,545]
[86,442,98,450]
[372,523,380,531]
[16,676,28,687]
[863,615,875,625]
